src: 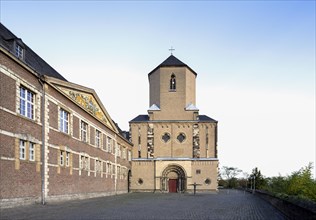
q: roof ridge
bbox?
[0,23,67,81]
[148,55,197,76]
[160,55,187,67]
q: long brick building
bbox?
[0,23,132,208]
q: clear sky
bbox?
[1,1,315,178]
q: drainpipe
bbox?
[114,135,117,194]
[153,159,156,193]
[39,76,46,205]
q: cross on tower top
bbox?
[169,46,175,55]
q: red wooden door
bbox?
[168,179,177,193]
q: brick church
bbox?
[129,55,218,192]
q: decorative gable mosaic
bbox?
[58,87,113,128]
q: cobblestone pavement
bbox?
[0,189,286,220]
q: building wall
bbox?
[130,120,218,192]
[130,161,155,192]
[197,123,217,158]
[130,58,218,193]
[130,121,217,159]
[154,122,194,158]
[1,51,43,202]
[184,68,196,109]
[149,67,196,121]
[130,123,149,159]
[149,69,160,107]
[0,49,132,208]
[130,160,218,192]
[190,160,218,191]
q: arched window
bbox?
[170,74,176,91]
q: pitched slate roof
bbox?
[148,55,197,76]
[160,55,187,66]
[130,115,150,122]
[112,120,131,143]
[198,115,218,123]
[129,114,217,123]
[0,23,67,81]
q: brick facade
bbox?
[0,25,132,208]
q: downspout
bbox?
[215,122,218,158]
[153,159,156,193]
[114,135,117,194]
[39,76,46,205]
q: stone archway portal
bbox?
[162,165,186,193]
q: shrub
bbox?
[264,163,316,202]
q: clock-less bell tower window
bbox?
[170,74,176,91]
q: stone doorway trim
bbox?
[161,164,186,193]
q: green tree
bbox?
[221,166,242,188]
[248,167,266,190]
[286,163,316,201]
[263,163,316,202]
[264,175,288,193]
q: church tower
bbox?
[130,54,218,193]
[148,55,198,121]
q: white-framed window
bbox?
[29,142,35,161]
[95,130,101,148]
[81,121,88,142]
[59,150,71,167]
[122,147,126,159]
[118,166,121,177]
[59,108,69,133]
[15,44,24,59]
[116,144,121,157]
[80,156,84,169]
[95,160,102,173]
[112,164,116,174]
[60,151,64,166]
[20,86,34,119]
[128,151,132,162]
[107,162,111,174]
[107,137,112,153]
[85,157,89,170]
[66,152,70,167]
[19,140,26,160]
[80,155,89,170]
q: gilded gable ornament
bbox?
[61,88,109,125]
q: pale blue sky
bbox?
[1,1,315,178]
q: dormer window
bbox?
[170,74,176,91]
[15,43,24,59]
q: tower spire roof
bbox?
[148,55,197,76]
[160,55,186,67]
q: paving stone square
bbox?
[0,190,286,220]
